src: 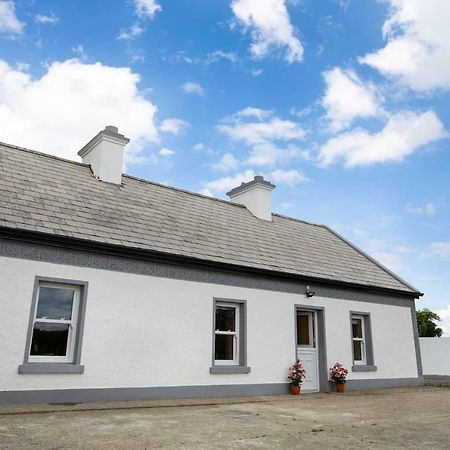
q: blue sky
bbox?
[1,0,449,332]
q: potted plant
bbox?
[288,360,306,395]
[329,362,349,393]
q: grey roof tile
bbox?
[0,142,418,294]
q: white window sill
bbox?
[352,364,377,372]
[210,366,251,374]
[18,363,84,374]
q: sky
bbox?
[0,0,449,334]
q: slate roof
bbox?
[0,142,418,295]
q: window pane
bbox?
[297,314,310,345]
[215,334,234,360]
[36,287,74,320]
[352,318,363,339]
[30,323,69,356]
[216,306,236,332]
[353,340,363,361]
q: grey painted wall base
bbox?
[344,377,422,391]
[0,377,423,405]
[0,383,290,405]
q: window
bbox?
[351,315,366,365]
[297,311,315,347]
[215,303,239,364]
[350,312,377,372]
[210,299,250,374]
[19,277,88,374]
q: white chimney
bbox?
[78,126,129,185]
[227,175,275,221]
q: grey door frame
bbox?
[294,304,329,392]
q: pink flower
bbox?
[328,362,349,383]
[288,360,307,385]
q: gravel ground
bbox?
[0,387,449,449]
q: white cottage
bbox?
[0,127,423,404]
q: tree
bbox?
[416,309,443,337]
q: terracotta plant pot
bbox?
[290,385,301,395]
[336,383,345,393]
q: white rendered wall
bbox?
[419,337,450,375]
[0,256,418,392]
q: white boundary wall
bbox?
[419,337,450,375]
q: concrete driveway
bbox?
[0,387,449,449]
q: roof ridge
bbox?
[122,174,248,209]
[124,175,330,227]
[272,212,324,228]
[0,140,89,168]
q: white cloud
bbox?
[127,153,158,165]
[180,81,205,96]
[251,68,264,77]
[231,0,303,63]
[159,147,175,156]
[211,153,239,171]
[15,62,29,71]
[163,50,199,65]
[337,0,352,9]
[352,227,367,239]
[0,1,24,36]
[117,23,143,40]
[424,242,450,259]
[201,167,307,196]
[217,108,307,167]
[359,0,450,91]
[319,110,446,167]
[159,118,190,135]
[247,142,305,166]
[201,170,256,196]
[163,50,237,66]
[233,106,272,120]
[372,251,409,273]
[193,142,215,155]
[281,201,294,209]
[270,168,308,185]
[199,188,214,197]
[35,13,58,25]
[437,304,450,336]
[405,202,437,216]
[394,245,416,254]
[349,227,417,275]
[129,49,145,63]
[0,58,159,163]
[290,106,312,118]
[72,45,88,61]
[133,0,161,20]
[205,50,238,64]
[193,143,205,151]
[217,116,305,145]
[322,67,382,131]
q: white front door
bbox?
[296,310,319,392]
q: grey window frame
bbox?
[210,298,250,374]
[350,311,377,372]
[19,276,88,374]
